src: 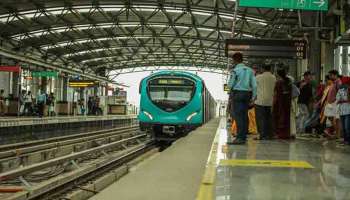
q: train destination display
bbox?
[150,78,194,85]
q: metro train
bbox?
[138,71,216,141]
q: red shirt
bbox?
[327,79,341,104]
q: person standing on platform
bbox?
[324,70,341,138]
[47,93,55,116]
[336,77,350,145]
[273,68,292,139]
[227,52,257,145]
[79,99,86,115]
[36,90,46,118]
[19,90,26,116]
[0,89,5,116]
[24,91,33,116]
[87,97,93,115]
[297,71,313,134]
[254,64,276,140]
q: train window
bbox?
[147,77,196,112]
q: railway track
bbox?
[0,126,139,172]
[0,127,156,200]
[0,125,139,153]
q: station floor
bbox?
[90,118,220,200]
[90,118,350,200]
[216,128,350,200]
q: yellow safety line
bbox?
[196,119,315,200]
[196,118,223,200]
[220,159,314,169]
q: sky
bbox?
[114,70,229,106]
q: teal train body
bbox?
[138,71,216,140]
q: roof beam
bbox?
[0,45,112,83]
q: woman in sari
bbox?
[273,68,292,139]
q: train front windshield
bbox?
[148,77,195,112]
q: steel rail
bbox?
[0,134,147,181]
[0,128,139,163]
[27,142,154,200]
[0,125,138,153]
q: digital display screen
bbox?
[225,39,308,59]
[158,79,184,85]
[149,77,195,86]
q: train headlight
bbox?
[186,112,198,121]
[143,111,153,120]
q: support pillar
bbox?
[0,72,10,96]
[11,72,20,97]
[62,77,68,101]
[296,59,308,81]
[308,38,321,81]
[41,77,47,93]
[334,46,341,72]
[94,86,98,96]
[342,46,349,76]
[55,77,61,101]
[321,42,335,79]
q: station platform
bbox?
[90,118,221,200]
[89,118,350,200]
[0,115,137,145]
[0,115,136,127]
[215,129,350,199]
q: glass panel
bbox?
[148,77,195,112]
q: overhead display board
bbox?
[225,39,308,59]
[69,80,96,88]
[32,71,58,78]
[239,0,328,11]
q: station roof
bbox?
[0,0,327,78]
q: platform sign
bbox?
[239,0,328,11]
[225,39,307,59]
[224,84,229,92]
[32,71,58,78]
[0,66,21,72]
[69,80,96,88]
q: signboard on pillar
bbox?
[32,71,58,78]
[239,0,328,11]
[0,66,21,72]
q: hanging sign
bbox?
[69,80,96,88]
[225,39,308,59]
[224,84,229,92]
[32,71,58,78]
[239,0,328,11]
[0,66,21,72]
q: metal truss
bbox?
[107,65,228,79]
[0,0,303,77]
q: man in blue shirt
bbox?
[227,53,257,144]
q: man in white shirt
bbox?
[255,64,276,140]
